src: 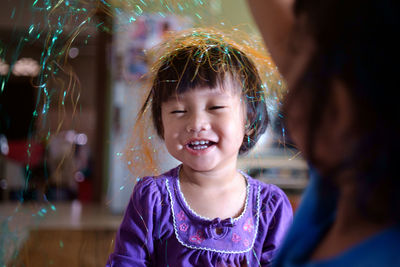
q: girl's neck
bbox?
[180,162,239,189]
[178,163,247,220]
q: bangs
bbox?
[152,46,243,101]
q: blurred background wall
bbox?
[0,1,306,265]
[0,0,266,208]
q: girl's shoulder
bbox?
[133,165,180,199]
[244,172,289,198]
[243,172,292,213]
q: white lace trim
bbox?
[166,179,261,254]
[176,167,251,222]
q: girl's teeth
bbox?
[188,140,212,150]
[191,140,209,145]
[193,145,208,150]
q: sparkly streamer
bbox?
[1,0,214,264]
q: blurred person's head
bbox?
[253,0,400,221]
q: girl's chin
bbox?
[181,161,218,173]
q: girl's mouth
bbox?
[186,140,216,150]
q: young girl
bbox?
[106,29,293,266]
[247,0,400,266]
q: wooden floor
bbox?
[8,229,116,267]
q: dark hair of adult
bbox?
[285,0,400,221]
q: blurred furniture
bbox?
[238,147,308,210]
[1,201,122,266]
[238,149,308,190]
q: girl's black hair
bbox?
[142,35,269,155]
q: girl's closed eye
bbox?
[170,109,186,114]
[209,105,226,110]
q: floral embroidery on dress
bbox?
[177,210,186,221]
[232,233,241,243]
[243,239,250,247]
[243,218,254,232]
[189,230,205,244]
[179,223,188,232]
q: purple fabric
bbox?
[107,165,293,266]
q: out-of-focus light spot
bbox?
[12,58,40,77]
[0,135,9,155]
[74,133,87,145]
[68,47,79,58]
[74,171,85,182]
[65,130,76,143]
[0,59,10,75]
[0,179,8,190]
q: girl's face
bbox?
[161,80,246,173]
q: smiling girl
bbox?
[107,29,293,267]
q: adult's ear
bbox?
[326,80,354,142]
[313,79,356,172]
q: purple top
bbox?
[107,165,293,266]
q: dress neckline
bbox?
[175,165,251,223]
[165,165,262,253]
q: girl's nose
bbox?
[186,113,210,133]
